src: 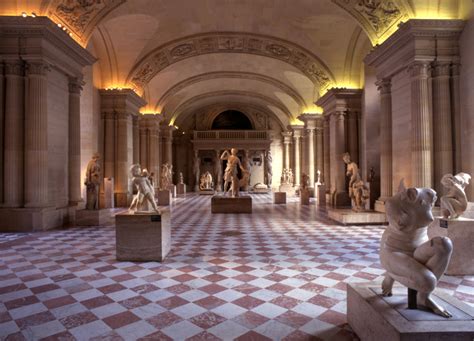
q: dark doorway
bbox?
[211,110,253,130]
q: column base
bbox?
[76,209,115,226]
[0,206,75,232]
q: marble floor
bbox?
[0,194,473,340]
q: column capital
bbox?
[451,63,460,76]
[376,78,391,94]
[282,131,293,143]
[407,61,431,79]
[297,113,322,130]
[432,61,451,77]
[291,125,304,139]
[26,61,51,76]
[4,60,23,76]
[68,76,84,94]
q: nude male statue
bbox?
[343,152,359,197]
[220,148,245,197]
[129,164,159,213]
[440,172,471,219]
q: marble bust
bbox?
[84,153,101,210]
[380,180,453,318]
[440,172,471,219]
[129,164,159,213]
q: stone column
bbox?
[149,118,160,188]
[0,64,3,204]
[376,78,393,204]
[432,62,453,196]
[291,126,304,187]
[330,111,350,207]
[215,149,222,192]
[68,77,83,205]
[298,114,320,187]
[132,116,139,164]
[409,61,433,188]
[315,118,324,181]
[194,150,200,192]
[323,116,330,187]
[451,63,461,173]
[24,61,49,207]
[163,126,174,166]
[3,60,24,207]
[103,112,115,179]
[282,131,292,170]
[139,117,148,169]
[346,111,359,164]
[115,112,131,206]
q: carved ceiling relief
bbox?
[49,0,126,44]
[129,33,333,90]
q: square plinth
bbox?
[177,184,186,195]
[168,185,177,198]
[273,192,286,204]
[428,217,474,275]
[199,189,215,195]
[328,208,387,225]
[300,189,310,205]
[115,210,171,261]
[348,283,474,341]
[158,190,172,206]
[76,209,114,226]
[211,196,252,213]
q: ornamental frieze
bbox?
[128,32,334,89]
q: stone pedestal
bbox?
[0,206,74,232]
[211,196,252,213]
[103,177,114,208]
[278,183,296,196]
[115,210,171,261]
[177,184,186,195]
[158,190,172,206]
[428,217,474,275]
[199,189,215,195]
[328,209,387,225]
[300,189,310,205]
[348,283,474,341]
[317,184,326,207]
[273,192,286,204]
[168,185,177,198]
[76,209,114,226]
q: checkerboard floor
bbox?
[1,194,473,340]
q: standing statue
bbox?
[243,150,253,188]
[343,152,359,198]
[200,171,214,190]
[129,164,159,213]
[440,172,471,219]
[265,150,273,187]
[316,169,322,185]
[351,173,370,212]
[179,172,184,185]
[380,180,453,318]
[84,153,101,210]
[160,163,173,190]
[288,169,294,186]
[220,148,245,197]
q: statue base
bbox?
[317,184,326,207]
[168,185,177,198]
[177,184,186,195]
[199,189,215,195]
[115,209,171,261]
[158,190,172,206]
[278,183,296,196]
[273,192,286,204]
[348,283,474,341]
[327,208,387,225]
[211,195,252,214]
[428,217,474,275]
[0,206,75,232]
[300,189,310,205]
[76,209,114,226]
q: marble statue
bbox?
[380,180,453,318]
[221,148,245,197]
[179,172,184,185]
[129,164,159,213]
[440,172,471,219]
[351,173,369,212]
[301,173,309,190]
[193,152,200,188]
[200,171,213,190]
[84,153,101,210]
[316,169,322,185]
[265,150,273,187]
[160,163,173,190]
[281,168,294,186]
[343,152,359,198]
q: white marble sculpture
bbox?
[199,171,214,190]
[160,163,173,190]
[220,148,246,197]
[281,168,294,186]
[380,180,453,318]
[84,153,101,210]
[343,152,359,198]
[265,150,273,187]
[440,172,471,219]
[179,172,184,185]
[129,164,159,213]
[351,173,369,212]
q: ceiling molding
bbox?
[155,71,308,110]
[127,32,335,89]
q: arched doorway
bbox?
[211,110,253,130]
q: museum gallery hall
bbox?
[0,0,474,340]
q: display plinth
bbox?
[0,206,74,232]
[199,189,215,195]
[328,208,387,225]
[317,184,326,207]
[76,209,114,226]
[167,185,177,198]
[158,190,172,206]
[115,210,171,261]
[300,189,310,205]
[273,192,286,204]
[100,177,114,209]
[348,283,474,341]
[374,199,387,213]
[211,195,252,213]
[278,183,296,196]
[177,184,186,195]
[428,217,474,275]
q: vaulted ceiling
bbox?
[0,0,469,127]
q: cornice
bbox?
[316,87,363,115]
[99,88,147,114]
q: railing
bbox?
[193,130,269,140]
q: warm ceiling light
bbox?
[31,12,37,18]
[21,12,27,17]
[57,23,62,27]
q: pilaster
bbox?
[68,76,83,205]
[291,125,304,187]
